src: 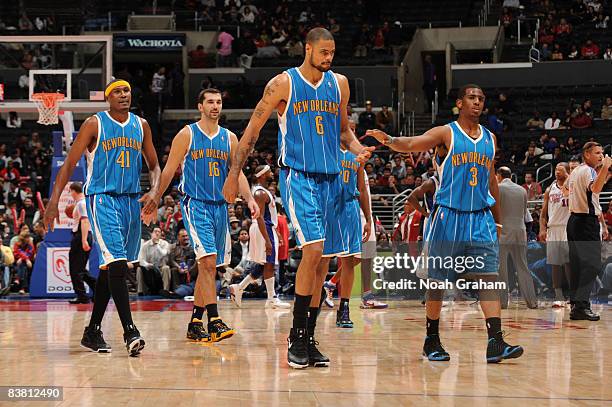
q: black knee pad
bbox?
[108,260,128,279]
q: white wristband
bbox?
[495,223,503,228]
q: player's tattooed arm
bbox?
[223,74,288,203]
[366,126,450,153]
[337,73,374,163]
[43,116,97,231]
[140,118,162,215]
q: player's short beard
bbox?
[310,54,330,72]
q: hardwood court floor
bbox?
[0,299,610,406]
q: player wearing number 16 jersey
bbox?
[141,88,258,344]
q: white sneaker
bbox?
[552,301,565,308]
[323,281,336,308]
[265,297,291,309]
[229,284,243,308]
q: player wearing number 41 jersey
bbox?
[141,88,258,344]
[222,28,373,369]
[44,79,161,357]
[368,84,523,365]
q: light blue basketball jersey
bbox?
[435,121,496,211]
[84,111,143,195]
[178,123,231,203]
[278,67,341,174]
[340,149,360,200]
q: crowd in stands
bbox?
[0,134,53,295]
[182,0,402,67]
[502,0,612,61]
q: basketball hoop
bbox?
[31,92,65,125]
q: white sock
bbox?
[554,288,564,301]
[238,274,254,290]
[264,276,276,299]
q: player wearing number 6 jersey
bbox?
[367,84,523,365]
[141,88,258,344]
[221,28,374,369]
[44,79,161,356]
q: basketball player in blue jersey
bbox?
[368,84,524,364]
[222,28,374,369]
[334,146,372,328]
[44,79,161,356]
[141,88,258,343]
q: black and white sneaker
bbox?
[287,328,309,369]
[123,325,145,357]
[486,332,523,363]
[80,325,112,353]
[308,336,330,367]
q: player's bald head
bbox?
[306,28,334,45]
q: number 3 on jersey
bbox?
[469,167,478,187]
[315,115,324,135]
[116,150,130,168]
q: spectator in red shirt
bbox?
[581,39,600,59]
[522,172,543,200]
[376,168,392,187]
[188,45,208,68]
[554,18,572,35]
[571,106,593,128]
[13,229,34,294]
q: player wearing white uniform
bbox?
[539,162,571,308]
[230,165,290,309]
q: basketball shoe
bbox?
[422,335,450,361]
[360,292,388,309]
[187,318,212,342]
[123,325,145,356]
[287,327,309,369]
[323,281,336,308]
[208,317,235,342]
[308,335,330,367]
[265,297,291,309]
[336,304,353,328]
[80,325,111,353]
[486,332,524,363]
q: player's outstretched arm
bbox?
[407,180,436,217]
[336,74,374,163]
[43,116,97,231]
[365,126,450,153]
[140,118,161,215]
[222,74,288,203]
[356,167,372,242]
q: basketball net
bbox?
[31,92,65,125]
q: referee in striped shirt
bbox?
[567,142,611,321]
